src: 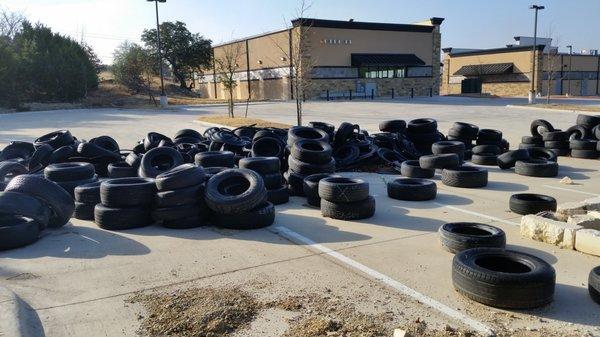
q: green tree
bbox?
[0,38,20,107]
[112,42,154,96]
[141,21,212,89]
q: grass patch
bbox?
[529,103,600,112]
[197,115,291,128]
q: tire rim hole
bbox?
[475,256,532,274]
[451,226,491,236]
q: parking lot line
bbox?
[431,203,520,226]
[272,226,496,337]
[542,185,599,197]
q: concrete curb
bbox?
[0,286,45,337]
[505,104,597,114]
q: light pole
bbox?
[147,0,168,108]
[566,45,573,96]
[529,4,544,104]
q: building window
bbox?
[359,67,407,78]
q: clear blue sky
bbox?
[3,0,599,64]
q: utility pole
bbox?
[566,45,573,96]
[147,0,168,108]
[529,5,544,104]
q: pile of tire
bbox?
[1,174,74,250]
[447,122,479,159]
[284,126,333,196]
[153,164,212,229]
[405,118,442,155]
[204,168,275,229]
[239,157,289,205]
[95,177,156,230]
[498,147,559,177]
[318,176,375,220]
[302,173,338,207]
[44,162,98,196]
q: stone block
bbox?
[520,215,582,249]
[556,201,588,217]
[584,197,600,211]
[574,229,600,257]
[567,214,600,230]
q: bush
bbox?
[111,42,154,94]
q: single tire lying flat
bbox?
[387,178,436,201]
[44,162,95,182]
[100,178,156,208]
[318,177,369,203]
[441,167,488,188]
[155,164,205,191]
[0,216,40,250]
[155,183,205,208]
[94,204,153,230]
[453,248,555,309]
[471,153,498,166]
[400,160,434,179]
[213,202,275,229]
[514,159,559,177]
[419,153,460,170]
[73,201,95,220]
[439,222,506,254]
[509,193,557,215]
[74,181,102,204]
[321,196,375,220]
[267,186,289,205]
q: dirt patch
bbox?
[197,115,291,129]
[527,103,600,113]
[129,287,259,337]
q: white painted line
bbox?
[272,226,496,337]
[432,203,520,226]
[79,234,100,244]
[542,185,599,197]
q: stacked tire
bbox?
[95,177,156,230]
[44,162,98,196]
[153,164,212,229]
[284,126,332,196]
[318,177,375,220]
[303,173,338,207]
[205,168,274,229]
[447,122,479,157]
[543,129,570,157]
[73,181,102,220]
[239,157,289,205]
[406,118,441,155]
[471,144,501,166]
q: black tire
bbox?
[333,122,357,148]
[144,132,171,151]
[74,181,102,204]
[49,145,75,164]
[509,193,557,215]
[303,173,336,200]
[77,142,121,160]
[267,186,289,205]
[155,164,205,191]
[332,144,360,168]
[155,183,205,208]
[205,168,267,214]
[34,130,74,149]
[139,146,184,178]
[566,125,591,140]
[471,153,498,166]
[57,175,99,197]
[152,204,203,222]
[318,177,369,203]
[448,122,479,139]
[570,139,597,150]
[515,159,559,177]
[377,148,406,166]
[288,156,335,175]
[477,129,502,142]
[194,151,235,168]
[544,141,569,149]
[239,157,280,175]
[214,201,275,229]
[432,141,465,160]
[527,147,557,162]
[521,136,544,145]
[530,119,554,137]
[543,130,569,142]
[594,125,600,141]
[28,144,53,171]
[0,216,40,251]
[576,114,600,129]
[497,149,530,169]
[407,118,437,134]
[452,248,555,309]
[442,166,488,188]
[73,201,95,220]
[251,136,285,158]
[107,161,138,178]
[439,223,506,253]
[287,126,329,147]
[0,161,28,181]
[400,160,434,178]
[0,141,35,161]
[387,178,436,201]
[589,266,600,305]
[90,136,120,153]
[419,153,460,170]
[125,152,142,168]
[94,204,153,230]
[290,139,332,164]
[5,175,74,228]
[284,171,306,196]
[472,144,501,155]
[379,120,406,133]
[174,129,202,140]
[44,162,95,182]
[549,148,570,157]
[100,177,156,207]
[308,121,335,136]
[321,196,376,220]
[262,172,283,190]
[571,149,599,159]
[0,191,51,228]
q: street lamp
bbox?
[147,0,168,108]
[566,45,573,96]
[529,4,544,104]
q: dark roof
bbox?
[292,18,436,33]
[447,45,545,56]
[454,63,514,76]
[351,53,426,67]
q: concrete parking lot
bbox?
[1,96,599,336]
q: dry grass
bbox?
[197,115,291,128]
[530,103,600,112]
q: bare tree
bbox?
[0,7,25,39]
[543,25,566,104]
[214,42,244,118]
[271,0,314,126]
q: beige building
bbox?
[197,17,444,100]
[441,42,600,97]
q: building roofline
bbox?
[212,28,290,48]
[446,45,545,57]
[291,17,437,33]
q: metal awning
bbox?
[454,63,514,76]
[351,54,426,67]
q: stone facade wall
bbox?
[481,82,531,96]
[431,25,441,95]
[307,77,436,98]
